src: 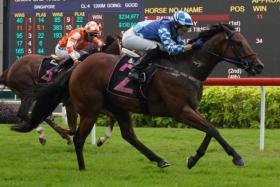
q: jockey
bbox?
[122,11,204,82]
[54,21,103,71]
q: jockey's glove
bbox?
[184,44,192,51]
[74,59,81,66]
[192,38,204,49]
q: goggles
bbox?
[180,25,192,32]
[87,32,98,37]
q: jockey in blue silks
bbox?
[122,10,204,82]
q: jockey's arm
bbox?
[92,37,104,51]
[66,32,81,62]
[158,27,186,55]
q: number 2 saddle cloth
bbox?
[107,54,158,104]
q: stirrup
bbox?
[139,72,146,83]
[128,71,146,83]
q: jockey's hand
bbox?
[74,59,81,66]
[184,44,192,51]
[97,46,102,52]
[192,38,204,49]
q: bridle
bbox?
[204,29,257,70]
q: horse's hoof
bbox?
[187,156,197,169]
[79,166,86,171]
[232,158,245,167]
[67,139,73,145]
[157,160,171,168]
[39,137,46,145]
[96,138,104,147]
[96,141,103,147]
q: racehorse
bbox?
[0,35,120,144]
[12,24,263,170]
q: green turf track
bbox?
[0,125,279,187]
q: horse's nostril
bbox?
[256,64,264,70]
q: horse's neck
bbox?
[190,49,220,81]
[175,31,231,81]
[159,49,219,82]
[157,30,228,83]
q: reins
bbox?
[155,64,202,85]
[202,30,257,69]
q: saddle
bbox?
[51,54,64,61]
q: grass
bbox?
[0,124,280,187]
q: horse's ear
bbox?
[220,23,232,35]
[105,35,115,46]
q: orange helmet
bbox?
[84,21,100,33]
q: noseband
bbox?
[205,30,257,70]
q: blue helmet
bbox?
[173,11,193,26]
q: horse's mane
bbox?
[190,23,235,43]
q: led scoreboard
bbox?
[3,0,280,78]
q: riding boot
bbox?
[53,61,65,73]
[53,58,73,73]
[128,46,160,82]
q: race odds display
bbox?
[4,0,280,78]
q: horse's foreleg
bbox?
[44,116,73,144]
[187,134,211,169]
[112,108,170,168]
[178,106,244,168]
[211,128,244,167]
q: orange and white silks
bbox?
[56,28,103,60]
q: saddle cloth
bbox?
[38,56,60,83]
[107,54,157,100]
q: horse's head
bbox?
[102,34,122,55]
[201,24,264,76]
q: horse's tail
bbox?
[11,70,72,133]
[0,69,10,94]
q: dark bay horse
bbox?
[12,24,263,170]
[1,35,120,144]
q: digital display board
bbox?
[3,0,280,78]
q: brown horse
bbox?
[12,24,263,170]
[1,35,120,144]
[0,55,76,144]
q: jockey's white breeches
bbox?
[55,45,69,59]
[55,45,81,61]
[122,28,164,51]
